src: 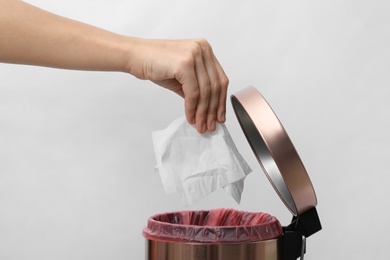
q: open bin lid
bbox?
[231,86,317,217]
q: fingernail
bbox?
[219,111,226,123]
[209,120,216,132]
[202,122,207,133]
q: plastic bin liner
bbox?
[143,208,282,244]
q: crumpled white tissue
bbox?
[152,116,252,206]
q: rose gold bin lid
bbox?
[231,86,317,217]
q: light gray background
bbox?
[1,0,389,259]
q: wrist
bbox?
[121,36,145,77]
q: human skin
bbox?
[0,0,228,133]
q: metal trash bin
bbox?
[143,87,322,260]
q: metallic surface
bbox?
[231,86,317,216]
[146,239,279,260]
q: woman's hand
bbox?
[0,0,228,133]
[125,38,229,133]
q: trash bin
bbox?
[143,87,322,260]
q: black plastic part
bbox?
[279,230,303,260]
[290,207,322,238]
[280,207,321,260]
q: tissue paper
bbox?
[152,116,252,205]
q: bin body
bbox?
[143,209,282,260]
[146,238,279,260]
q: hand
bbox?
[125,38,228,133]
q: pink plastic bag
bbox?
[143,208,282,244]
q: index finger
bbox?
[176,61,199,126]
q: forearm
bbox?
[0,0,131,71]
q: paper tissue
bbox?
[152,116,252,206]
